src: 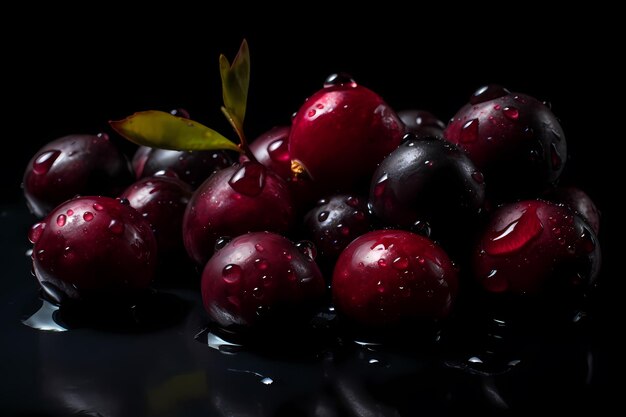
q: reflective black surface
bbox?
[0,204,616,416]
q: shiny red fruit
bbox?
[201,232,326,329]
[29,196,157,303]
[289,83,403,193]
[443,85,566,199]
[183,162,295,266]
[23,134,133,218]
[473,200,601,296]
[332,230,458,327]
[547,186,601,235]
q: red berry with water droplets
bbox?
[120,172,193,258]
[397,109,446,138]
[183,162,295,266]
[29,196,157,303]
[332,230,458,327]
[23,134,133,218]
[289,81,403,194]
[473,200,600,296]
[201,232,325,329]
[303,194,371,271]
[444,85,566,199]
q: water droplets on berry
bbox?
[33,150,61,175]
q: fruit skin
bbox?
[132,146,233,189]
[332,230,458,327]
[473,200,601,296]
[369,137,485,246]
[23,134,133,218]
[397,109,445,138]
[29,196,157,303]
[289,83,403,193]
[120,172,192,258]
[183,162,295,266]
[443,88,566,199]
[547,186,601,235]
[201,232,326,329]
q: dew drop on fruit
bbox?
[254,258,269,270]
[494,104,502,110]
[346,196,360,207]
[460,119,479,143]
[392,256,409,270]
[318,211,329,222]
[32,150,61,175]
[108,219,125,235]
[353,210,366,221]
[214,236,232,251]
[170,108,190,118]
[66,209,74,216]
[373,173,388,197]
[502,106,520,120]
[222,264,242,284]
[93,203,104,211]
[469,84,510,104]
[378,258,387,267]
[472,171,485,184]
[296,240,317,260]
[484,206,544,255]
[56,214,66,227]
[337,224,350,236]
[550,143,562,169]
[483,269,508,292]
[323,72,357,88]
[29,222,45,244]
[83,212,94,222]
[410,220,432,238]
[118,198,130,206]
[229,162,267,197]
[255,243,264,252]
[307,109,317,117]
[267,139,290,163]
[96,132,109,141]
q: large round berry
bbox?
[183,162,294,266]
[332,230,458,327]
[120,172,192,258]
[289,81,403,193]
[547,186,601,235]
[303,194,371,271]
[29,196,157,303]
[201,232,326,329]
[443,85,566,199]
[132,146,232,189]
[397,109,445,138]
[369,137,485,246]
[23,134,133,218]
[473,200,601,296]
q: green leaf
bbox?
[219,39,250,136]
[109,110,242,153]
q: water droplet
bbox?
[29,222,45,243]
[252,286,264,299]
[353,210,365,221]
[378,258,387,267]
[170,108,190,118]
[579,228,596,253]
[323,72,357,88]
[83,212,94,222]
[307,109,317,117]
[296,240,317,260]
[346,196,360,207]
[267,139,290,163]
[484,205,544,255]
[222,264,242,284]
[96,132,109,141]
[483,269,508,292]
[411,220,431,238]
[373,173,388,197]
[255,243,264,252]
[424,160,433,167]
[337,224,350,236]
[392,256,409,270]
[502,106,519,120]
[66,209,74,216]
[215,236,232,251]
[318,211,329,222]
[460,118,479,143]
[229,162,267,197]
[469,84,510,104]
[32,150,61,175]
[550,143,562,169]
[254,258,269,270]
[376,280,385,293]
[56,214,66,227]
[93,203,104,211]
[118,198,130,206]
[472,171,485,184]
[108,219,124,235]
[494,104,501,110]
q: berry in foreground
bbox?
[473,200,601,297]
[201,232,325,329]
[23,134,133,218]
[29,196,157,303]
[332,230,458,327]
[444,85,566,199]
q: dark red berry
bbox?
[444,86,566,199]
[183,162,295,266]
[201,232,325,329]
[473,200,601,296]
[29,196,157,303]
[332,230,458,327]
[369,137,485,248]
[120,172,193,258]
[289,83,403,194]
[547,186,601,235]
[23,134,133,218]
[397,109,445,138]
